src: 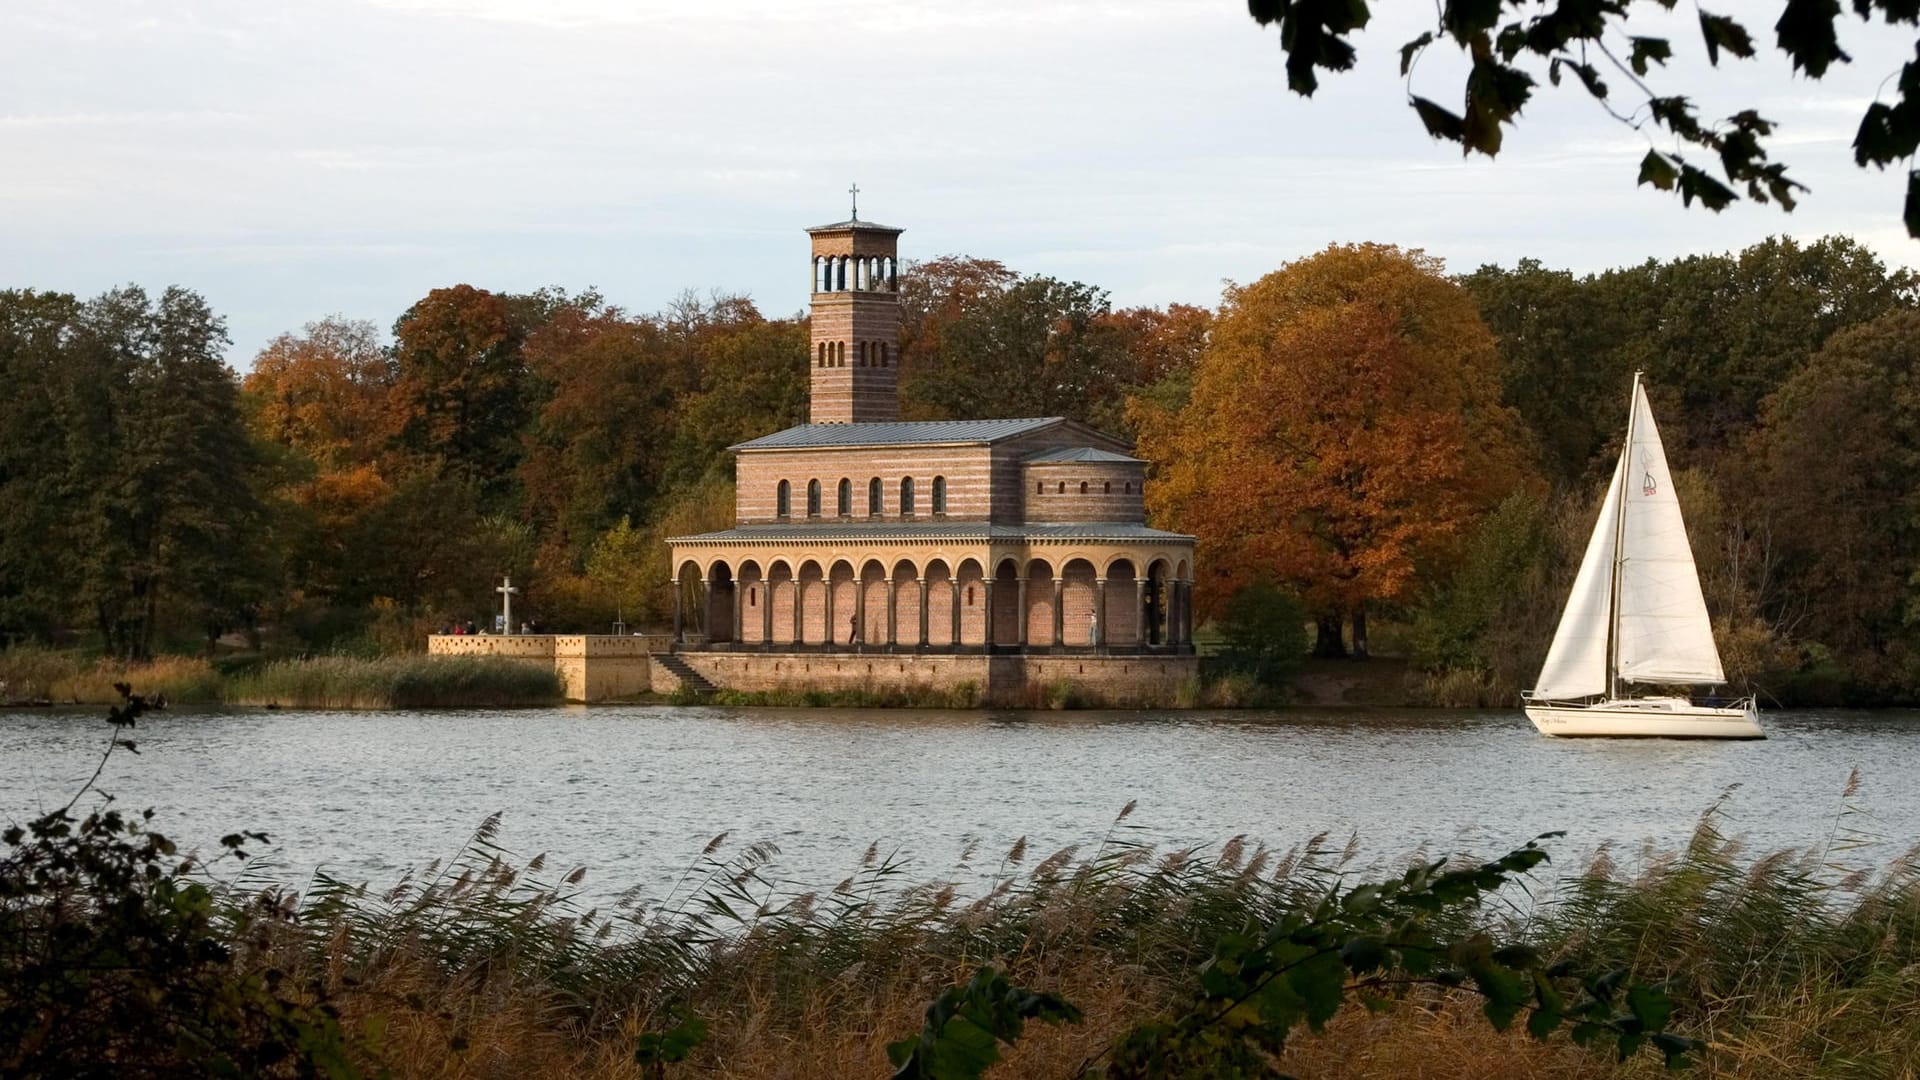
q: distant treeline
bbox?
[1,237,1915,703]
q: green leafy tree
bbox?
[1759,308,1920,697]
[52,287,269,659]
[1216,580,1310,686]
[900,270,1138,431]
[1247,0,1920,232]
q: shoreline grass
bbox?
[0,648,562,709]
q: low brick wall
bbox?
[427,634,671,702]
[678,650,1197,706]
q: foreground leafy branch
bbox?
[893,833,1700,1079]
[1247,0,1920,234]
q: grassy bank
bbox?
[0,648,562,709]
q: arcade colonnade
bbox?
[672,550,1195,650]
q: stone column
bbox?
[1175,582,1189,645]
[1135,580,1147,648]
[672,580,683,644]
[761,582,773,646]
[1051,577,1064,647]
[950,581,961,649]
[917,578,929,648]
[701,577,713,642]
[982,580,996,646]
[1015,575,1028,647]
[1095,577,1108,649]
[887,576,899,647]
[790,579,801,646]
[824,578,836,650]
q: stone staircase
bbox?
[653,652,717,697]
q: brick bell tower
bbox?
[807,189,903,424]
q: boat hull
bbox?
[1523,698,1762,739]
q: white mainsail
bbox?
[1533,449,1625,699]
[1615,383,1725,686]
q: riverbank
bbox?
[0,649,562,709]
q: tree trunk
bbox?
[1350,607,1369,660]
[1313,614,1347,658]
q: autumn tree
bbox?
[659,295,809,490]
[519,306,694,563]
[1139,244,1533,658]
[245,318,393,472]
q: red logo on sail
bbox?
[1642,471,1657,497]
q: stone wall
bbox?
[677,650,1198,706]
[426,634,668,702]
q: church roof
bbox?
[806,219,904,234]
[733,417,1066,451]
[669,522,1194,544]
[1023,446,1144,464]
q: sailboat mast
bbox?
[1606,372,1640,702]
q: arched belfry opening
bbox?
[806,205,903,425]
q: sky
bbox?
[3,0,1917,366]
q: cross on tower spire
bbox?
[848,182,859,221]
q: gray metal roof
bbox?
[669,521,1194,544]
[1023,446,1144,464]
[806,219,904,234]
[733,417,1064,451]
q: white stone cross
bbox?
[497,575,519,635]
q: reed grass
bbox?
[222,790,1920,1079]
[0,647,223,704]
[224,655,563,709]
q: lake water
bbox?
[4,706,1917,902]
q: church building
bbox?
[663,209,1197,701]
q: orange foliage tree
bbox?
[1135,244,1533,657]
[244,317,392,472]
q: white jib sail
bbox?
[1614,383,1726,686]
[1533,448,1626,699]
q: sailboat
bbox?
[1523,373,1762,739]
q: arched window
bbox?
[748,586,757,608]
[837,341,846,366]
[776,480,791,519]
[806,479,821,518]
[1036,481,1044,494]
[857,341,867,366]
[1080,481,1089,494]
[900,477,915,515]
[965,586,975,605]
[878,342,889,366]
[868,477,883,516]
[1103,481,1111,494]
[1125,481,1133,493]
[837,478,851,517]
[834,257,846,291]
[931,476,947,515]
[816,342,826,367]
[1057,482,1065,494]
